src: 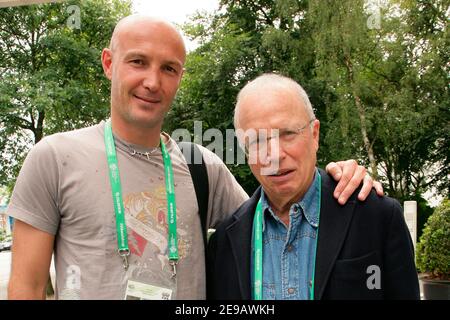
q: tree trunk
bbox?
[344,56,378,180]
[34,110,45,144]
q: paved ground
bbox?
[0,250,55,300]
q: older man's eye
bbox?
[280,130,298,141]
[247,140,257,149]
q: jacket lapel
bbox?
[226,187,261,300]
[314,169,356,299]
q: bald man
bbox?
[7,15,381,300]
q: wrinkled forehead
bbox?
[237,85,309,126]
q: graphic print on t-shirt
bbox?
[123,185,191,271]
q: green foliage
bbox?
[0,0,132,191]
[169,0,448,199]
[416,200,450,279]
[167,0,318,194]
[164,0,449,198]
[0,228,11,242]
[1,0,446,204]
[414,195,435,241]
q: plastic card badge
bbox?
[124,280,173,300]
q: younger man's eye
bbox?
[164,65,177,73]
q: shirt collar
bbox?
[100,120,172,156]
[260,168,321,231]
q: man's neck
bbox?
[267,197,300,226]
[268,198,294,217]
[265,170,316,226]
[111,114,162,148]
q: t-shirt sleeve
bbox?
[7,138,61,235]
[199,146,249,229]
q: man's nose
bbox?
[142,67,161,92]
[259,144,285,176]
[261,139,286,166]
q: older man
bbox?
[207,73,420,300]
[7,16,380,300]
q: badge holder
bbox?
[124,258,178,300]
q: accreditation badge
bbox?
[124,280,174,300]
[123,255,178,300]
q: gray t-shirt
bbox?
[7,121,248,299]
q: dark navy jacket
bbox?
[207,169,420,300]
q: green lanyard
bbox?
[104,121,179,275]
[252,173,322,300]
[253,198,264,300]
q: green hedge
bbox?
[416,200,450,280]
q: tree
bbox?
[401,0,449,198]
[171,0,448,202]
[309,0,449,200]
[0,0,132,191]
[167,0,320,195]
[416,200,450,280]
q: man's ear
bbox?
[101,48,113,80]
[313,120,320,151]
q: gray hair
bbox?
[234,73,315,129]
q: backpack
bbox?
[178,142,209,250]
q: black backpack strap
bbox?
[178,142,209,250]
